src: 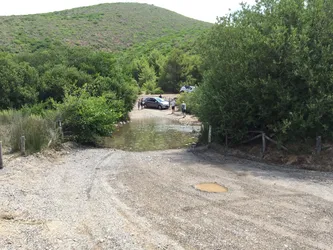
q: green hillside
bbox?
[0,3,212,52]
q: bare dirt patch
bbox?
[211,142,333,172]
[1,145,332,249]
[0,103,332,249]
[134,94,201,126]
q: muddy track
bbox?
[0,107,332,249]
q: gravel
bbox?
[0,147,332,249]
[0,106,332,249]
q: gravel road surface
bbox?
[0,106,332,249]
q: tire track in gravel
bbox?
[96,150,186,250]
[85,151,114,200]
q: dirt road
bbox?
[133,96,200,125]
[0,107,332,249]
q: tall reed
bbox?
[0,110,60,154]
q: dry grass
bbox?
[0,125,11,148]
[210,142,333,172]
[0,110,60,154]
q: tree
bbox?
[158,49,185,93]
[138,60,157,87]
[147,49,165,78]
[0,53,39,109]
[158,49,202,93]
[196,0,333,143]
[39,65,93,102]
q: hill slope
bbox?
[0,3,212,52]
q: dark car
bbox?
[143,97,169,110]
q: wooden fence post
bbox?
[0,141,3,169]
[208,125,212,144]
[225,132,228,148]
[316,136,322,154]
[261,132,266,157]
[20,136,26,156]
[59,120,64,141]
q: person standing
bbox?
[181,101,186,118]
[171,99,176,114]
[137,99,141,110]
[141,98,144,109]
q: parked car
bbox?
[180,85,196,93]
[143,97,169,110]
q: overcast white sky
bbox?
[0,0,256,23]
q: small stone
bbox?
[5,239,12,244]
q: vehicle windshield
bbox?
[155,98,165,102]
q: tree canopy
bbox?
[195,0,333,143]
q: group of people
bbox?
[170,99,186,117]
[137,96,186,118]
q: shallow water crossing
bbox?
[104,118,200,151]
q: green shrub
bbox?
[176,92,198,114]
[57,93,122,144]
[20,99,57,116]
[196,0,333,143]
[142,81,163,94]
[197,122,209,144]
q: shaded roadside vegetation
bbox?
[0,44,138,152]
[186,0,333,151]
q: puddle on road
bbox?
[194,183,228,193]
[103,118,200,151]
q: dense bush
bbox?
[128,48,203,94]
[176,92,198,115]
[0,45,139,110]
[57,92,122,144]
[0,53,39,109]
[0,43,139,150]
[158,50,202,93]
[142,81,163,94]
[196,0,333,143]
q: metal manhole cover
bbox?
[194,183,228,193]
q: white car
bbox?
[180,85,196,93]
